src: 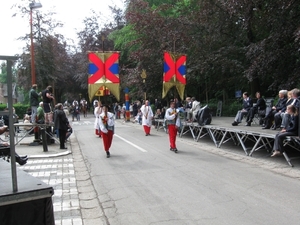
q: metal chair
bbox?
[216,101,222,117]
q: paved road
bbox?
[75,116,300,225]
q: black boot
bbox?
[262,119,271,129]
[16,155,27,166]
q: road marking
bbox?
[114,134,148,152]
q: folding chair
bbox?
[216,101,222,117]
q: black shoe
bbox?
[60,147,68,149]
[17,158,27,166]
[174,148,178,153]
[170,148,174,151]
[262,126,270,129]
[232,121,238,126]
[106,151,110,158]
[246,122,251,126]
[272,126,277,130]
[21,155,28,159]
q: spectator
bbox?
[0,140,28,166]
[263,90,287,129]
[54,103,70,149]
[271,105,299,157]
[189,97,201,122]
[232,92,253,126]
[29,84,40,124]
[37,102,45,124]
[246,92,266,126]
[42,86,55,124]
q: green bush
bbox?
[0,103,30,120]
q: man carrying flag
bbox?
[98,105,115,158]
[165,101,181,153]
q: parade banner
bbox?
[88,51,120,101]
[162,51,186,100]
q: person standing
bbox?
[29,84,40,124]
[42,86,55,124]
[98,105,115,158]
[165,101,181,153]
[140,100,153,136]
[54,103,70,149]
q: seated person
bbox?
[246,91,266,126]
[0,140,28,166]
[273,90,294,129]
[184,97,192,121]
[232,92,253,126]
[37,101,45,124]
[189,97,200,122]
[263,90,287,129]
[280,88,300,129]
[271,105,298,157]
[154,109,163,128]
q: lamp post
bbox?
[29,2,42,85]
[101,35,105,53]
[141,70,147,101]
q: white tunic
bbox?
[98,112,115,133]
[140,104,153,127]
[165,107,181,127]
[94,106,102,129]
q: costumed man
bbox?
[165,101,181,153]
[94,101,102,137]
[98,105,115,158]
[140,100,153,136]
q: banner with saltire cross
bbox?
[87,51,120,101]
[162,51,187,100]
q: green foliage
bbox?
[0,103,29,119]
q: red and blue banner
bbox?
[87,51,120,101]
[162,51,187,100]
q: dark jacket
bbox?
[243,98,253,111]
[254,98,266,110]
[286,114,299,135]
[29,88,39,107]
[54,109,69,131]
[275,98,287,112]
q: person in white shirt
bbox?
[165,101,181,153]
[140,100,153,136]
[98,105,115,158]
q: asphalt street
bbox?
[75,116,300,225]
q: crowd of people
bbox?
[3,83,299,164]
[230,89,300,157]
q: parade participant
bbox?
[94,101,102,137]
[165,101,181,153]
[140,100,153,136]
[98,105,115,158]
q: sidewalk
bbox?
[10,131,107,225]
